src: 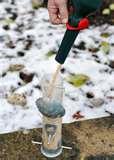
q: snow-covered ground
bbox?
[0,0,114,134]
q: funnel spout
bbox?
[55,30,79,64]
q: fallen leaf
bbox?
[100,33,110,38]
[72,111,84,120]
[67,74,90,87]
[102,8,110,15]
[32,0,43,9]
[46,50,56,58]
[100,41,110,54]
[9,64,25,72]
[7,93,27,106]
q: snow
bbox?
[0,0,114,134]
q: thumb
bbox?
[59,1,68,24]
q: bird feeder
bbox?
[36,74,65,158]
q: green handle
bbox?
[55,0,102,64]
[55,30,79,64]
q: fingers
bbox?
[59,1,68,24]
[48,7,61,24]
[48,0,68,24]
[48,0,61,24]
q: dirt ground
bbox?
[0,116,114,160]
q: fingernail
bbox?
[62,18,68,23]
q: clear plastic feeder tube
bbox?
[40,74,65,158]
[41,116,63,158]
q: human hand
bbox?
[48,0,68,24]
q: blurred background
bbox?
[0,0,114,133]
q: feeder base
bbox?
[41,146,62,158]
